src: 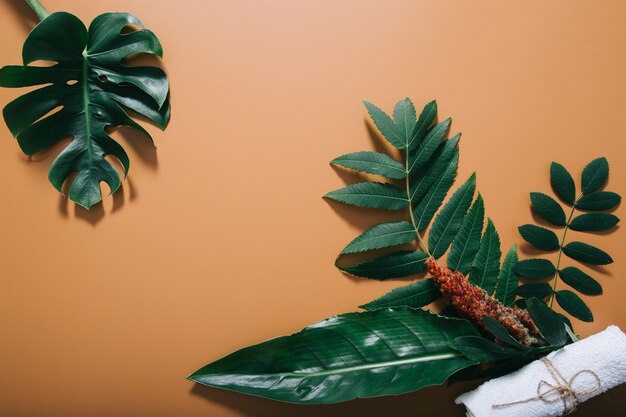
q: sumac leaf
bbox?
[562,242,613,265]
[518,224,560,251]
[429,173,476,258]
[337,250,428,279]
[576,191,621,211]
[360,279,440,310]
[555,290,593,322]
[559,266,602,295]
[468,219,501,294]
[568,213,619,232]
[581,157,608,194]
[408,118,452,173]
[530,192,566,226]
[393,98,416,145]
[324,182,408,210]
[513,259,556,279]
[447,195,485,274]
[408,100,437,150]
[516,283,553,299]
[550,162,576,205]
[363,101,404,149]
[340,221,416,255]
[409,134,459,203]
[495,244,519,306]
[331,152,406,179]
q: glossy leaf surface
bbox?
[189,309,478,404]
[0,12,170,208]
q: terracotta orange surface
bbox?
[0,0,625,416]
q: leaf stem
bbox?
[548,193,582,307]
[405,149,433,258]
[25,0,49,21]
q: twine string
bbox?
[492,357,601,414]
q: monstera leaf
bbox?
[189,308,479,403]
[0,11,170,208]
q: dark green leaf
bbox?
[568,213,620,232]
[360,279,440,310]
[550,162,576,205]
[408,118,452,173]
[337,250,428,279]
[530,192,566,226]
[429,173,476,258]
[562,242,613,265]
[188,308,479,404]
[469,219,501,294]
[324,182,409,210]
[559,266,602,295]
[526,298,567,346]
[518,224,560,251]
[581,157,609,194]
[555,290,593,322]
[409,134,459,203]
[0,12,170,208]
[408,100,437,150]
[516,283,553,299]
[393,98,416,145]
[449,336,522,362]
[513,259,556,279]
[495,244,519,306]
[363,101,404,149]
[330,152,406,179]
[576,191,621,211]
[482,316,526,349]
[447,195,485,274]
[340,222,416,255]
[413,151,459,231]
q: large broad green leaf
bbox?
[360,279,440,310]
[550,162,576,205]
[363,101,404,149]
[340,221,416,255]
[495,244,519,306]
[581,157,608,194]
[330,152,406,179]
[188,308,479,404]
[393,97,416,145]
[562,242,613,265]
[413,150,459,231]
[516,283,553,300]
[517,224,560,251]
[324,182,409,210]
[429,173,476,258]
[559,266,602,295]
[337,250,427,279]
[568,213,619,232]
[409,134,460,203]
[555,290,593,322]
[448,336,521,362]
[408,100,437,150]
[513,258,556,279]
[468,219,501,294]
[530,192,566,226]
[0,12,170,208]
[408,118,451,173]
[447,195,485,274]
[576,191,621,211]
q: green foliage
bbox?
[331,151,406,179]
[468,219,501,294]
[337,250,427,279]
[324,182,408,209]
[0,11,170,208]
[516,158,620,322]
[494,244,519,306]
[447,195,485,274]
[359,279,440,310]
[189,308,479,404]
[340,222,415,255]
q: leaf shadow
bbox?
[324,199,405,231]
[108,125,159,170]
[5,0,39,33]
[188,380,475,417]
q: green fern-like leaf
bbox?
[447,194,485,274]
[468,219,501,294]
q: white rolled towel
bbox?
[456,325,626,417]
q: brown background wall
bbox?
[0,0,624,416]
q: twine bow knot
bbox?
[493,357,602,414]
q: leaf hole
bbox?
[120,24,142,34]
[98,75,109,83]
[27,60,58,67]
[33,105,64,125]
[66,80,78,86]
[94,113,104,120]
